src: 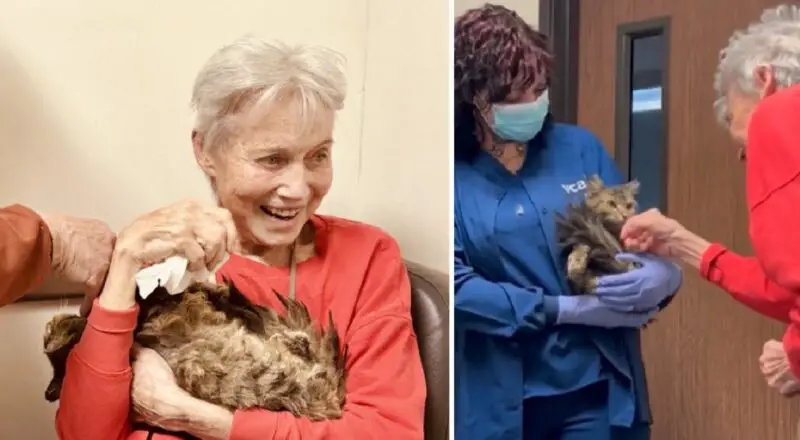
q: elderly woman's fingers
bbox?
[193,220,227,267]
[620,218,649,241]
[114,200,240,275]
[764,339,784,351]
[622,237,643,251]
[620,209,665,240]
[622,235,652,252]
[213,207,240,254]
[191,208,238,269]
[178,238,206,272]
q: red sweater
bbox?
[700,84,800,377]
[54,215,426,440]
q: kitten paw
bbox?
[567,245,591,278]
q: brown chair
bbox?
[405,261,450,440]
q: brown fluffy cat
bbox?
[555,175,642,294]
[42,281,348,421]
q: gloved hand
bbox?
[760,339,800,397]
[593,253,682,312]
[556,295,657,328]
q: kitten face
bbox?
[583,175,640,223]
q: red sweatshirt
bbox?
[54,215,426,440]
[700,84,800,377]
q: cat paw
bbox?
[566,246,590,277]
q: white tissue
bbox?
[134,255,220,299]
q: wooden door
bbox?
[575,0,800,439]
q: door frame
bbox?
[538,0,581,124]
[539,0,671,213]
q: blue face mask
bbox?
[490,89,550,143]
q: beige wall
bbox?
[454,0,539,25]
[0,0,449,437]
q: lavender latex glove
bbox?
[594,253,682,312]
[556,295,657,328]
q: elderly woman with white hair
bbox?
[618,4,800,396]
[53,36,426,440]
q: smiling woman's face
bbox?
[195,98,335,249]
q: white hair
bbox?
[713,4,800,125]
[191,35,348,149]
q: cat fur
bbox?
[555,174,640,294]
[555,175,675,313]
[42,281,348,421]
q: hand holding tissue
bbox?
[134,255,225,299]
[89,199,239,309]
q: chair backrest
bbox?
[405,261,449,440]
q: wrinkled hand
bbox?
[760,339,800,397]
[131,347,190,431]
[556,295,657,329]
[594,253,682,312]
[40,213,115,316]
[619,208,687,258]
[105,200,240,307]
[116,199,239,271]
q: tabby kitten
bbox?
[43,281,348,421]
[555,175,642,294]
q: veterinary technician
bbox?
[55,35,425,440]
[620,4,800,398]
[0,204,113,312]
[453,5,683,440]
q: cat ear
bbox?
[626,180,641,195]
[585,175,604,193]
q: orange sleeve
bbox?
[55,298,138,440]
[0,204,52,306]
[700,243,794,323]
[228,239,427,440]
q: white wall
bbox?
[454,0,539,25]
[0,1,449,437]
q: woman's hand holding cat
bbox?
[131,347,235,439]
[556,295,657,328]
[593,253,682,311]
[98,200,240,311]
[131,347,191,431]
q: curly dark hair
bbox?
[454,4,553,160]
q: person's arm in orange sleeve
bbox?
[0,204,52,306]
[700,243,794,323]
[55,258,139,440]
[171,239,427,440]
